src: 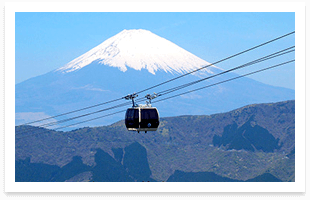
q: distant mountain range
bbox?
[15,29,294,128]
[15,100,295,182]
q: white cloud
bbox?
[15,112,57,126]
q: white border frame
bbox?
[4,1,306,193]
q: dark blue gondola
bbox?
[124,93,160,133]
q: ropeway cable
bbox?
[19,97,124,126]
[15,109,127,139]
[17,46,295,133]
[17,31,295,127]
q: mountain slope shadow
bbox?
[213,116,280,152]
[91,148,133,182]
[92,142,155,182]
[16,158,60,182]
[246,173,283,182]
[123,142,156,182]
[166,170,239,182]
[51,156,91,182]
[15,156,91,182]
[166,170,283,182]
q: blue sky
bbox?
[15,12,295,89]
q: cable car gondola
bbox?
[124,93,160,133]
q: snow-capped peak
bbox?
[56,29,218,75]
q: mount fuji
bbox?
[57,29,214,75]
[15,29,294,128]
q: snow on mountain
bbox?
[56,29,218,75]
